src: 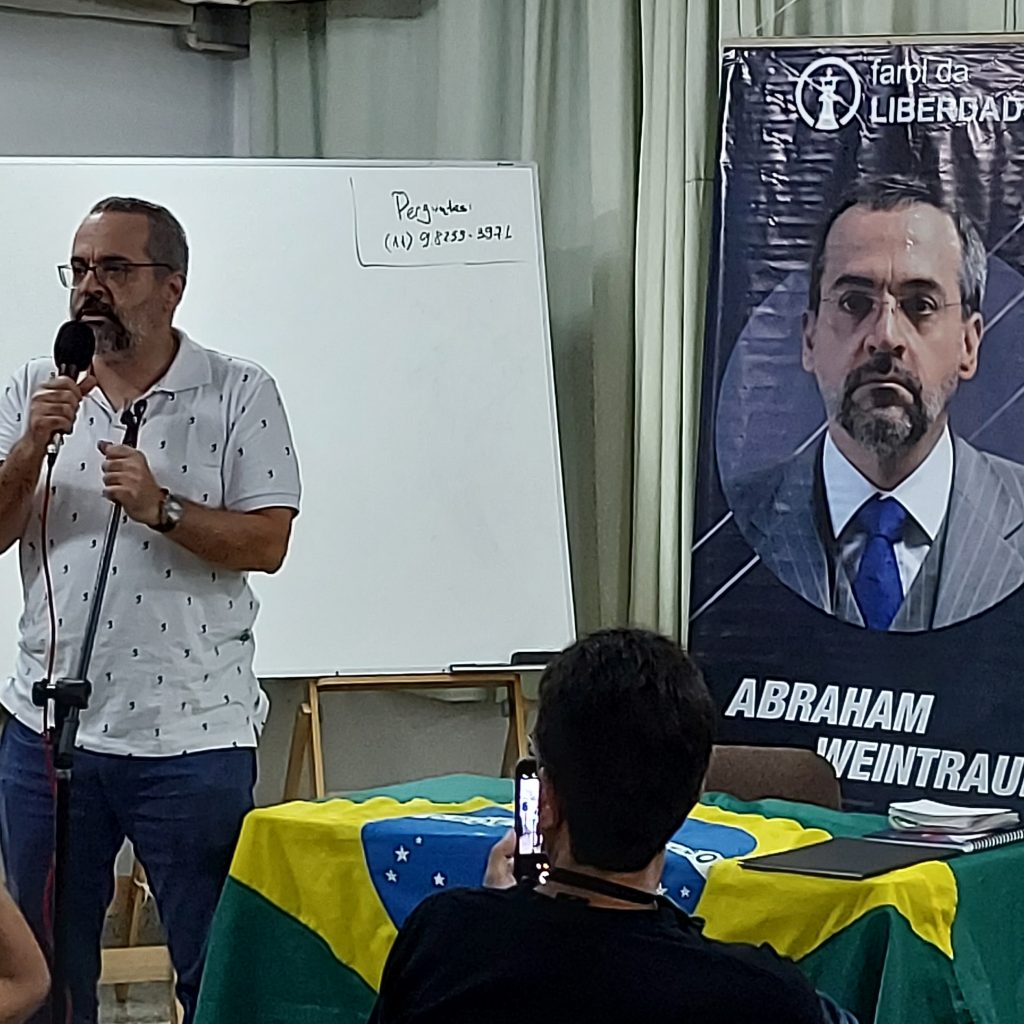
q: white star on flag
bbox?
[656,884,667,896]
[395,846,410,862]
[415,837,423,845]
[385,869,398,883]
[433,872,446,887]
[680,886,691,899]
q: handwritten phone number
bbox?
[383,225,513,253]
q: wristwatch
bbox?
[151,490,185,533]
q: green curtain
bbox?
[630,0,722,638]
[248,0,1024,642]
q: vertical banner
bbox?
[691,42,1024,810]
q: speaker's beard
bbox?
[91,318,137,357]
[74,302,136,358]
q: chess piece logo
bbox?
[795,56,861,131]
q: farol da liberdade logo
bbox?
[795,56,862,131]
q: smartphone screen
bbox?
[513,757,548,884]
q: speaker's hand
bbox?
[26,374,96,452]
[98,440,163,526]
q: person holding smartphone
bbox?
[369,628,856,1024]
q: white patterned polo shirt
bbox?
[0,331,301,756]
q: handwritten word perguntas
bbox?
[392,190,472,226]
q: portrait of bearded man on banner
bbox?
[729,173,1024,633]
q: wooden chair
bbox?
[704,744,842,809]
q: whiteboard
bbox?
[0,159,575,676]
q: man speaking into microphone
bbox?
[0,197,301,1022]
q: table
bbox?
[195,775,1024,1024]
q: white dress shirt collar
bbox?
[823,425,954,540]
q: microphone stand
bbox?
[31,398,148,1024]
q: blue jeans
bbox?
[0,715,255,1024]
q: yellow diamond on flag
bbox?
[690,804,957,960]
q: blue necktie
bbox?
[852,496,908,631]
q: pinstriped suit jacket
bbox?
[729,435,1024,631]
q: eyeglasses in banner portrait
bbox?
[690,42,1024,811]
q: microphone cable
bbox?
[40,455,59,735]
[38,453,60,972]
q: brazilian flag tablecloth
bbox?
[194,775,1024,1024]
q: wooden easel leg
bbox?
[501,677,529,775]
[309,680,327,799]
[283,701,312,802]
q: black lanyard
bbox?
[546,867,657,906]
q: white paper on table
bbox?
[888,799,1020,833]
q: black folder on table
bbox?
[739,837,959,880]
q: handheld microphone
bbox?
[47,321,96,459]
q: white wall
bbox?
[0,6,520,808]
[0,8,236,157]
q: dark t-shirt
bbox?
[369,884,827,1023]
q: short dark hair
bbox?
[89,196,189,279]
[807,173,986,317]
[532,628,716,873]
